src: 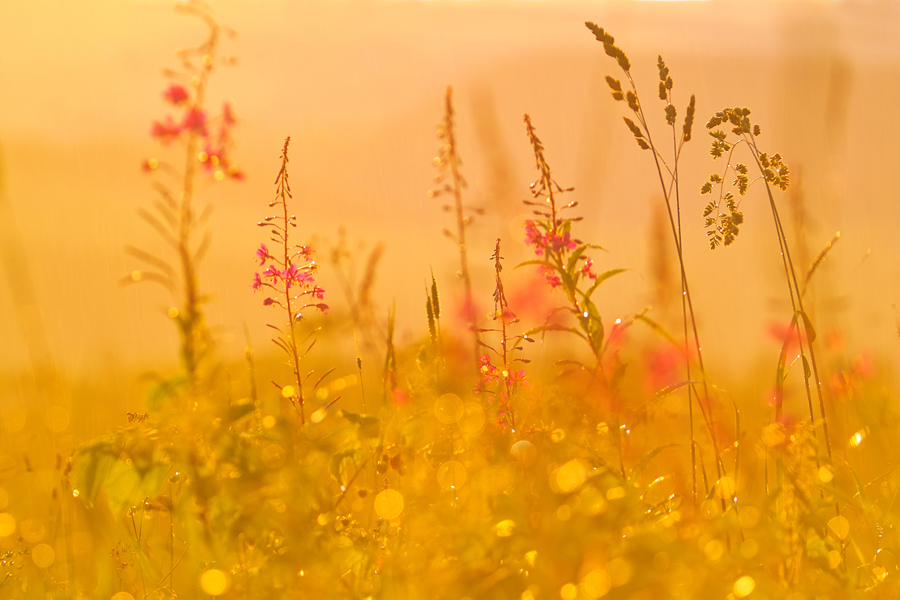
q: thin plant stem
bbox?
[274,139,306,423]
[434,87,481,367]
[623,69,724,500]
[176,23,219,390]
[743,136,831,461]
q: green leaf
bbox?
[798,310,817,343]
[103,461,169,515]
[566,244,590,278]
[72,441,116,508]
[629,444,678,483]
[776,312,800,383]
[633,313,678,346]
[523,324,588,344]
[145,374,189,412]
[331,449,361,487]
[339,411,381,439]
[849,465,875,521]
[228,400,256,423]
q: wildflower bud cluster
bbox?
[146,84,244,181]
[252,243,326,311]
[475,239,531,431]
[520,115,620,360]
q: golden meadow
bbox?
[0,1,898,599]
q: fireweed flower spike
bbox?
[129,0,243,391]
[475,239,532,432]
[253,137,329,424]
[519,114,619,364]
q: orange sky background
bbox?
[1,0,899,384]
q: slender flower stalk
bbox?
[520,114,624,366]
[586,23,724,504]
[253,137,329,424]
[476,239,532,432]
[701,108,831,463]
[429,86,482,367]
[132,1,243,391]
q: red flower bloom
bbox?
[539,265,561,288]
[256,244,272,266]
[251,272,263,290]
[508,369,527,385]
[282,263,312,289]
[163,85,190,106]
[151,117,181,145]
[182,108,207,137]
[581,257,598,280]
[550,232,577,253]
[524,220,547,255]
[263,265,281,282]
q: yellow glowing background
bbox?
[1,0,898,381]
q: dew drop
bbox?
[31,544,54,569]
[733,576,755,598]
[200,569,229,596]
[437,461,467,491]
[494,519,515,537]
[374,489,404,520]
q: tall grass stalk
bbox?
[701,108,832,464]
[134,1,243,393]
[587,23,726,503]
[430,87,481,367]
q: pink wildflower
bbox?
[508,369,527,385]
[151,117,181,145]
[263,265,281,282]
[392,388,410,407]
[182,108,207,137]
[263,297,275,306]
[310,285,325,300]
[550,232,577,253]
[581,257,598,280]
[282,263,311,289]
[251,272,263,290]
[539,265,561,288]
[256,244,272,266]
[298,245,313,261]
[524,220,547,255]
[163,85,190,106]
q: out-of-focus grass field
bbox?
[2,1,900,599]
